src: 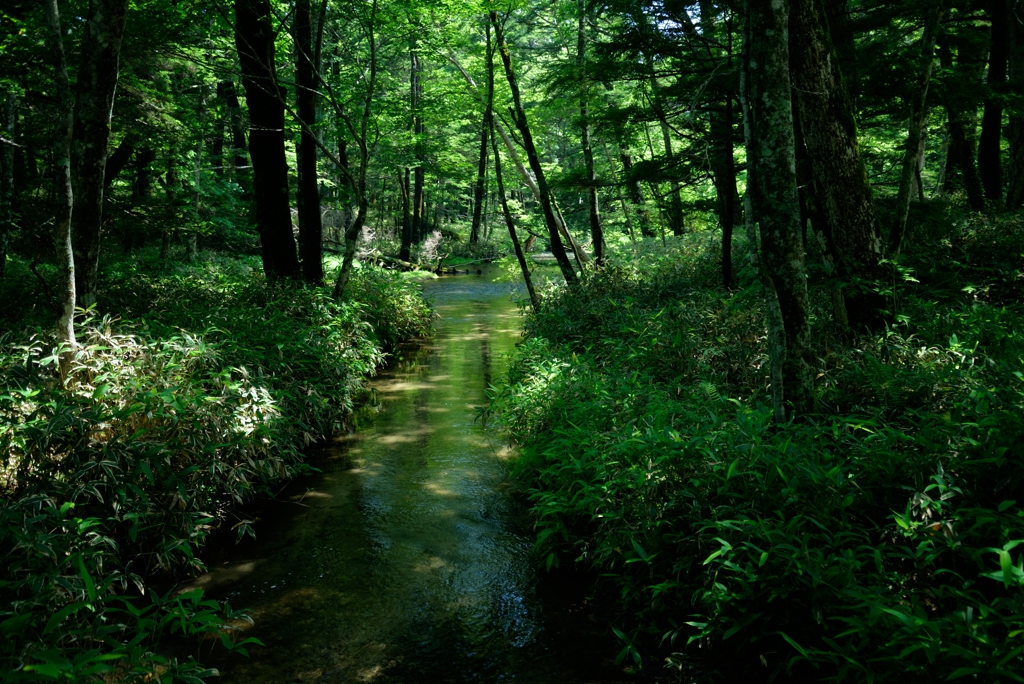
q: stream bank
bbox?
[194,266,638,683]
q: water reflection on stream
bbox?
[197,267,625,683]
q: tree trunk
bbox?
[161,152,175,260]
[1007,1,1024,209]
[0,92,14,278]
[979,0,1010,201]
[658,119,685,237]
[940,42,986,210]
[620,149,655,237]
[603,142,635,241]
[411,47,425,244]
[219,80,249,183]
[400,168,412,261]
[71,0,130,308]
[746,0,813,417]
[103,132,135,188]
[187,86,205,262]
[789,0,886,331]
[577,0,603,263]
[470,25,492,245]
[235,0,299,279]
[890,1,945,256]
[491,11,577,284]
[295,0,323,283]
[710,96,738,287]
[44,0,77,370]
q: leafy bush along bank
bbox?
[0,255,432,680]
[493,226,1024,682]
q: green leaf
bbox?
[76,554,97,604]
[777,631,809,659]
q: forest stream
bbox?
[190,266,627,683]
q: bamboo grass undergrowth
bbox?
[0,250,432,681]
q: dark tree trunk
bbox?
[789,0,886,331]
[824,0,857,104]
[492,11,576,284]
[578,0,603,263]
[1,92,14,278]
[400,168,412,261]
[747,0,813,417]
[1007,1,1024,209]
[295,0,323,284]
[71,0,130,308]
[890,1,944,256]
[939,42,986,211]
[44,0,77,362]
[470,25,492,245]
[411,47,425,243]
[979,0,1010,201]
[135,147,155,200]
[711,98,737,288]
[104,132,135,188]
[219,80,249,182]
[659,120,685,236]
[235,0,299,279]
[161,153,175,260]
[123,146,155,252]
[620,149,656,237]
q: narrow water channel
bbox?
[197,267,628,683]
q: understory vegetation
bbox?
[0,250,431,680]
[492,203,1024,682]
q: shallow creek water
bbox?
[195,267,629,683]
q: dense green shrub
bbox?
[493,225,1024,681]
[0,254,431,680]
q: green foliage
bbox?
[0,253,431,680]
[493,221,1024,681]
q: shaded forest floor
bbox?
[492,201,1024,682]
[0,248,432,680]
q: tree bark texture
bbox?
[740,8,784,420]
[44,0,77,363]
[235,0,300,279]
[578,0,603,263]
[890,1,945,256]
[491,11,577,284]
[789,0,886,331]
[979,0,1010,201]
[747,0,813,416]
[70,0,129,308]
[295,0,323,283]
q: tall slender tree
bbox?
[235,0,300,279]
[295,0,325,283]
[979,0,1010,201]
[577,0,603,263]
[71,0,130,308]
[44,0,77,374]
[492,10,577,284]
[746,0,812,416]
